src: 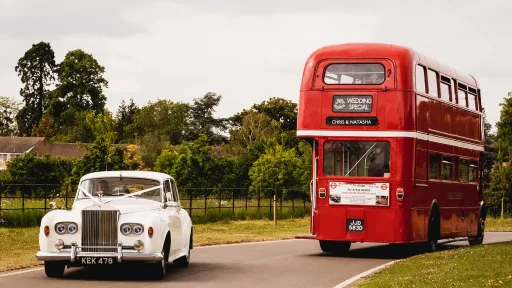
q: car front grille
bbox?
[81,210,119,252]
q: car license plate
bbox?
[80,257,116,265]
[347,219,364,232]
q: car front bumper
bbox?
[36,242,163,263]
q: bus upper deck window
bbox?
[324,63,385,85]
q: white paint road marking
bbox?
[0,268,44,278]
[333,260,401,288]
[0,239,305,278]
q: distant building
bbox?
[0,137,133,170]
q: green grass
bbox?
[357,241,512,287]
[0,216,310,273]
[485,217,512,232]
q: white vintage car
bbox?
[35,171,193,279]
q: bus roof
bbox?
[301,43,479,90]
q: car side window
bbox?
[171,179,180,204]
[164,180,173,202]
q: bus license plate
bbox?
[347,219,364,232]
[80,257,116,265]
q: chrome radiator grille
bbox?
[81,210,118,252]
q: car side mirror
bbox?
[50,202,57,210]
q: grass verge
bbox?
[0,216,310,273]
[486,217,512,232]
[357,241,512,287]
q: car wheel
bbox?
[44,261,65,278]
[173,242,190,268]
[149,247,166,280]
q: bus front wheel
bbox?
[319,240,351,255]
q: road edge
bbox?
[332,259,401,288]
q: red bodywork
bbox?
[297,43,484,243]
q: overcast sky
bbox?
[0,0,510,128]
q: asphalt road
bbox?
[1,232,512,288]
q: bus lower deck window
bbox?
[323,141,390,177]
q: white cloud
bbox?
[0,0,510,127]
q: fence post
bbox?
[44,188,47,213]
[65,184,69,210]
[204,189,207,215]
[257,189,261,212]
[189,189,193,216]
[232,189,235,216]
[274,193,277,227]
[269,191,272,218]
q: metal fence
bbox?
[0,184,311,217]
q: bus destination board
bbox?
[326,117,378,126]
[332,95,373,113]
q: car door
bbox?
[163,178,182,258]
[170,178,191,250]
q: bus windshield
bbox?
[324,141,390,177]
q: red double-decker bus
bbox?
[296,43,486,253]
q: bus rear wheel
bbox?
[426,215,440,252]
[319,240,351,255]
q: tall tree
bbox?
[495,92,512,159]
[14,42,57,135]
[49,49,108,128]
[231,97,297,132]
[482,109,496,189]
[186,92,228,145]
[0,96,22,136]
[133,99,190,145]
[229,112,281,150]
[115,98,140,143]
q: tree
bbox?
[249,142,303,204]
[32,113,57,137]
[231,97,297,132]
[70,135,128,184]
[229,112,281,150]
[0,96,22,136]
[49,49,108,128]
[495,92,512,159]
[115,98,140,143]
[186,92,228,145]
[133,99,190,146]
[482,109,497,190]
[14,42,57,135]
[6,153,72,197]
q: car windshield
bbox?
[77,177,162,202]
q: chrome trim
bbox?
[36,242,162,263]
[82,210,118,253]
[35,251,163,262]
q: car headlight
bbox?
[68,223,78,234]
[55,222,78,235]
[56,223,66,234]
[133,225,144,235]
[120,223,144,236]
[121,224,132,235]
